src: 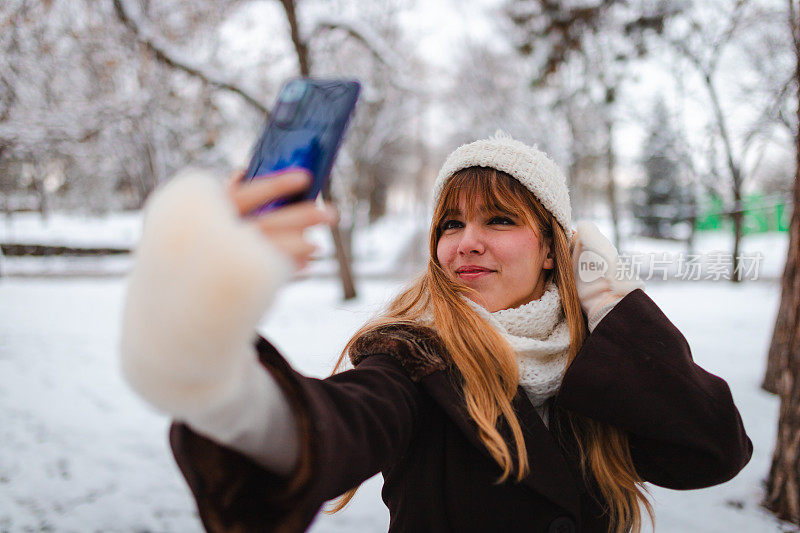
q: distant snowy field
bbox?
[0,211,796,531]
[0,210,790,281]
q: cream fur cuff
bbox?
[119,168,294,419]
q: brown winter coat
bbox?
[169,289,753,532]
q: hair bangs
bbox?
[434,166,545,238]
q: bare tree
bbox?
[667,0,793,282]
[1,0,419,296]
[312,0,421,225]
[113,0,364,298]
[504,0,677,249]
[444,43,558,146]
[754,0,800,393]
[0,0,245,213]
[763,1,800,521]
[276,0,419,298]
[112,0,265,114]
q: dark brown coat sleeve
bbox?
[554,289,753,489]
[169,335,423,533]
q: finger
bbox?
[572,240,582,273]
[267,232,318,266]
[226,168,246,190]
[255,202,338,233]
[570,232,583,258]
[230,169,312,215]
[225,169,246,197]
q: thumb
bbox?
[572,221,620,287]
[574,221,619,263]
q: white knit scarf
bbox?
[460,280,571,410]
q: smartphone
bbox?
[242,77,361,214]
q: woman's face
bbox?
[436,196,554,312]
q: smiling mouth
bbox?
[455,268,496,279]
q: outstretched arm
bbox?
[170,336,422,532]
[119,167,335,475]
[119,168,422,531]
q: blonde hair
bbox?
[329,167,653,532]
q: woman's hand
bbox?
[571,221,645,330]
[226,169,338,269]
[120,167,336,419]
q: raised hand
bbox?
[226,168,338,269]
[571,221,644,330]
[120,167,334,418]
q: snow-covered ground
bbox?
[0,210,429,279]
[0,273,795,532]
[0,212,142,249]
[0,210,795,531]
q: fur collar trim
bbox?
[349,324,449,382]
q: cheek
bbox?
[436,238,453,266]
[498,234,542,269]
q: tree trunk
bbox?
[731,206,743,282]
[762,0,800,395]
[279,0,311,77]
[763,2,800,520]
[763,275,798,393]
[763,191,800,516]
[729,170,744,282]
[685,209,697,257]
[0,191,5,279]
[32,163,49,223]
[279,0,356,300]
[605,116,621,250]
[324,187,357,300]
[368,173,388,223]
[702,65,746,284]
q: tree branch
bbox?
[112,0,268,115]
[708,0,749,73]
[309,17,400,71]
[279,0,311,76]
[741,73,797,153]
[307,16,418,94]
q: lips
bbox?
[455,266,495,273]
[455,266,496,280]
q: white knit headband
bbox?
[432,130,573,235]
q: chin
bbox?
[476,295,504,313]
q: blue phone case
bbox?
[242,78,360,214]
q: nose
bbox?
[456,224,485,256]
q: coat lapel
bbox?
[420,369,582,520]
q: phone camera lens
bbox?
[280,80,307,103]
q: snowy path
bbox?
[0,277,793,531]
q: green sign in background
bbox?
[695,193,791,234]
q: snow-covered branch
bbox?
[112,0,268,115]
[308,16,419,94]
[0,95,148,152]
[308,16,400,71]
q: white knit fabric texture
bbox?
[461,280,571,408]
[588,297,623,332]
[433,130,572,235]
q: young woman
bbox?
[120,133,752,533]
